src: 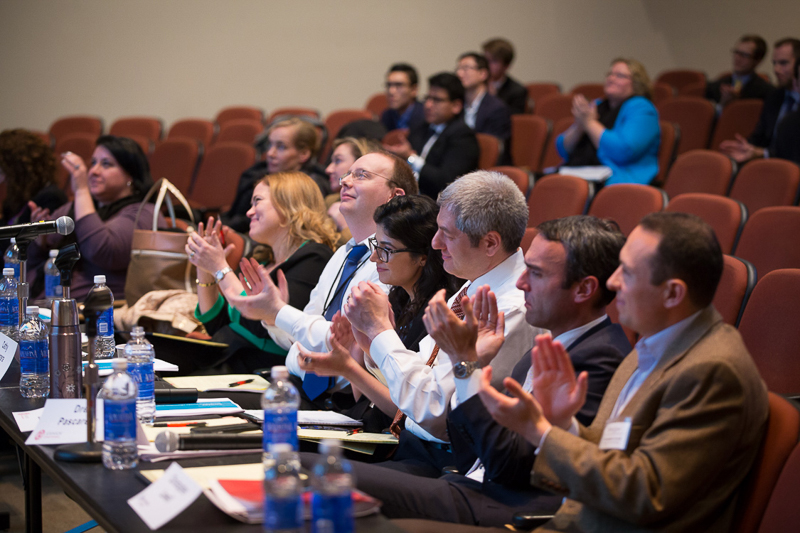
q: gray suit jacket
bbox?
[532,307,769,533]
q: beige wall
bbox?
[1,0,799,132]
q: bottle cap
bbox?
[271,365,289,380]
[132,325,145,337]
[111,358,128,371]
[26,306,39,315]
[94,275,106,284]
[319,439,342,455]
[10,238,15,244]
[3,268,14,276]
[49,249,59,258]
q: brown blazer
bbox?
[532,306,769,533]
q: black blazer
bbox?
[380,101,426,132]
[705,74,775,104]
[409,118,479,198]
[774,109,800,165]
[474,92,512,142]
[748,87,792,149]
[496,75,529,115]
[446,317,631,489]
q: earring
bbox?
[127,181,132,187]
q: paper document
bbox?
[84,358,179,377]
[155,398,243,418]
[243,409,362,427]
[128,462,203,530]
[13,407,44,432]
[558,166,613,181]
[164,374,269,393]
[297,428,397,444]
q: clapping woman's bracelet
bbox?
[196,279,217,287]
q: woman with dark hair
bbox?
[0,129,67,225]
[27,135,163,300]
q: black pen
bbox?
[228,378,255,387]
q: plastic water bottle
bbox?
[4,238,20,280]
[0,268,19,341]
[262,366,300,465]
[311,439,354,533]
[263,443,303,533]
[19,306,49,398]
[123,326,155,424]
[87,275,115,358]
[99,358,138,470]
[44,249,62,299]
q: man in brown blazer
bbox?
[479,211,769,532]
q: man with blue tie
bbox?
[227,151,417,407]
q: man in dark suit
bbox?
[379,63,426,132]
[706,34,774,107]
[456,52,511,146]
[483,38,529,115]
[720,37,800,162]
[384,72,479,198]
[347,216,631,527]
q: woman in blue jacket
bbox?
[557,58,661,185]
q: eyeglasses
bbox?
[424,94,450,104]
[455,64,480,72]
[368,237,424,263]
[731,48,755,59]
[339,168,391,186]
[385,81,410,90]
[606,71,632,80]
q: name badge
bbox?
[598,417,632,450]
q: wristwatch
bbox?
[214,266,233,283]
[453,360,480,379]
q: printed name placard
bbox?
[128,462,203,529]
[25,399,90,445]
[13,407,44,432]
[0,332,18,380]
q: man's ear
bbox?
[573,276,599,304]
[483,230,503,257]
[451,100,464,116]
[662,279,688,309]
[391,188,406,198]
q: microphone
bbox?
[0,216,75,241]
[154,430,262,452]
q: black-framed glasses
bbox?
[731,48,754,59]
[368,237,424,263]
[339,168,391,186]
[424,94,450,104]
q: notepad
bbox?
[243,409,362,427]
[155,398,243,418]
[164,374,270,393]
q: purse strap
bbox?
[134,178,195,231]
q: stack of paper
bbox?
[164,374,270,393]
[155,398,244,418]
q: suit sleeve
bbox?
[748,90,782,147]
[481,103,512,141]
[507,86,529,115]
[417,130,480,197]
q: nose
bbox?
[515,271,528,292]
[431,229,444,250]
[325,161,335,177]
[246,205,255,218]
[607,265,622,291]
[369,248,380,263]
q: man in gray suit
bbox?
[479,212,769,533]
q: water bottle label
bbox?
[45,275,62,298]
[0,297,19,327]
[128,362,155,399]
[312,493,354,533]
[262,411,298,450]
[104,399,137,441]
[19,339,49,374]
[264,495,303,531]
[97,307,114,336]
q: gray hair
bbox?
[437,170,528,252]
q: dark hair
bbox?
[774,37,800,60]
[95,135,152,199]
[375,149,418,195]
[739,34,768,62]
[638,212,723,309]
[458,52,490,73]
[482,38,515,66]
[536,216,626,308]
[0,129,57,214]
[428,72,465,104]
[388,63,418,87]
[374,195,458,330]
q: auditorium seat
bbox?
[666,193,746,254]
[49,115,103,146]
[738,269,800,395]
[587,184,668,236]
[214,119,263,146]
[662,149,736,198]
[215,106,264,128]
[714,255,756,327]
[149,138,202,195]
[538,117,573,173]
[527,174,593,228]
[709,99,764,151]
[53,132,96,193]
[490,166,532,198]
[655,121,680,185]
[652,82,675,105]
[167,119,215,149]
[735,207,800,275]
[533,94,573,123]
[525,82,561,113]
[656,69,706,95]
[109,117,164,142]
[365,93,388,118]
[510,115,550,171]
[569,83,605,101]
[656,97,716,154]
[680,82,707,98]
[520,227,537,254]
[126,134,153,157]
[476,133,501,169]
[31,131,52,147]
[188,142,256,213]
[321,109,374,160]
[729,159,800,215]
[266,107,320,124]
[756,442,800,533]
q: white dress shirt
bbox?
[367,249,541,442]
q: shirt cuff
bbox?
[369,329,406,367]
[275,305,303,334]
[454,368,484,404]
[408,154,425,173]
[535,426,553,455]
[567,417,579,435]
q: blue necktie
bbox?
[302,244,368,400]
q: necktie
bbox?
[389,285,469,437]
[302,244,368,401]
[774,92,798,138]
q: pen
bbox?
[346,428,363,435]
[228,378,255,387]
[152,421,207,428]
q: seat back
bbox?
[214,119,263,146]
[588,184,668,236]
[149,138,202,195]
[49,115,103,145]
[365,93,388,117]
[738,269,800,395]
[126,134,153,158]
[527,174,593,227]
[167,119,215,149]
[665,193,746,254]
[520,227,538,254]
[215,106,264,128]
[534,93,574,123]
[322,109,374,161]
[729,159,800,215]
[188,142,256,210]
[757,441,800,533]
[569,83,605,101]
[656,69,706,95]
[538,117,573,172]
[109,117,164,142]
[652,82,675,105]
[733,392,800,533]
[663,149,735,198]
[710,99,764,150]
[525,82,561,113]
[714,255,756,327]
[655,121,680,185]
[490,166,531,198]
[266,107,320,125]
[681,81,707,97]
[735,207,800,275]
[511,114,550,170]
[222,225,246,270]
[476,133,501,169]
[657,97,716,154]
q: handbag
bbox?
[124,178,196,306]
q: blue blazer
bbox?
[557,96,661,185]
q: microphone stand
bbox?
[14,238,32,325]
